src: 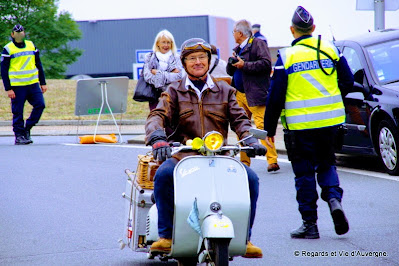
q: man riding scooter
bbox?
[145,38,266,258]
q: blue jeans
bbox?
[154,158,259,240]
[289,126,344,222]
[11,83,45,136]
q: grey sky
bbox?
[57,0,399,46]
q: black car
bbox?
[335,29,399,175]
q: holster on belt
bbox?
[283,129,300,161]
[334,124,347,151]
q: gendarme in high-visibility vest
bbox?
[4,40,39,87]
[278,37,345,130]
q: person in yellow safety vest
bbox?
[264,6,354,239]
[1,24,47,145]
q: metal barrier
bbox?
[0,79,150,136]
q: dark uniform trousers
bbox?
[11,83,45,137]
[286,125,344,222]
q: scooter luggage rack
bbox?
[121,153,159,252]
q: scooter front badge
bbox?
[210,202,221,213]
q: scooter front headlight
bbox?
[203,131,224,152]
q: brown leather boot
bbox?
[267,163,280,172]
[150,238,172,253]
[242,241,263,258]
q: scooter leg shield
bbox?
[146,205,159,243]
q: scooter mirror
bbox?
[249,128,268,140]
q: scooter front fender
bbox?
[201,215,234,238]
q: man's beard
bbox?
[13,34,25,43]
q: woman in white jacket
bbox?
[143,30,183,110]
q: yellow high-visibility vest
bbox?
[4,40,39,86]
[279,37,345,130]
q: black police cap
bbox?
[12,24,24,32]
[292,6,313,28]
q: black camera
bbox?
[228,56,239,65]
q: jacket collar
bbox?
[292,35,312,46]
[239,37,249,49]
[177,75,218,94]
[234,36,255,54]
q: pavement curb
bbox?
[0,119,147,127]
[0,120,287,155]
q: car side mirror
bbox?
[354,69,365,84]
[351,81,373,100]
[351,68,371,97]
[353,81,364,93]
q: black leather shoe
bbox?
[25,129,33,144]
[15,136,31,145]
[328,198,349,235]
[290,221,320,239]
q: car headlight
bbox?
[203,131,224,152]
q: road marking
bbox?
[63,143,151,149]
[335,166,399,181]
[63,143,399,182]
[252,157,399,182]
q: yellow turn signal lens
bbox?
[192,137,204,150]
[203,131,224,152]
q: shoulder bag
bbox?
[132,74,160,102]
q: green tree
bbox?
[0,0,82,78]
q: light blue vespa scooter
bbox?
[121,128,267,265]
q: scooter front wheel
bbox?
[177,257,197,266]
[208,238,230,266]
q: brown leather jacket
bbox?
[145,76,253,160]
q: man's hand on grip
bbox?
[152,140,172,161]
[249,142,267,156]
[244,136,267,157]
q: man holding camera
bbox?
[227,19,280,172]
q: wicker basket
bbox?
[136,154,159,190]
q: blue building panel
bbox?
[65,15,235,79]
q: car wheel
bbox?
[378,120,399,175]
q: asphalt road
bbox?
[0,136,398,265]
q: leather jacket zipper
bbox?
[199,90,208,137]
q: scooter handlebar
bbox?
[170,144,255,155]
[171,145,193,155]
[221,146,253,152]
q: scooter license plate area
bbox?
[172,156,250,257]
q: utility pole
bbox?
[357,0,399,31]
[374,0,385,30]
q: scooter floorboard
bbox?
[148,250,173,261]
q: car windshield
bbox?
[367,39,399,84]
